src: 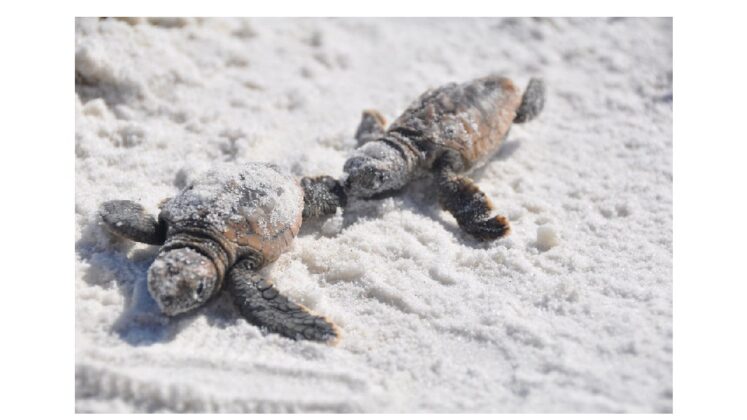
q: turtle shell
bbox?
[161,163,303,264]
[387,75,522,169]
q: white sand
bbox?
[75,17,672,412]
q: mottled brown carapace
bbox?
[389,76,522,169]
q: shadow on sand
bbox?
[77,222,218,347]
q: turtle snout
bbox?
[344,165,386,197]
[147,248,218,316]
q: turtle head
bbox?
[343,141,411,198]
[147,247,219,316]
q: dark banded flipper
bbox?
[227,259,340,344]
[514,78,546,124]
[435,151,511,241]
[300,175,347,220]
[99,200,168,245]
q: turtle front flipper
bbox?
[354,109,387,146]
[227,259,340,344]
[301,175,347,220]
[435,151,511,241]
[514,78,546,124]
[99,200,168,245]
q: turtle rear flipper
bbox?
[514,78,546,124]
[99,200,167,245]
[354,109,387,146]
[301,175,347,220]
[435,151,511,241]
[227,259,340,344]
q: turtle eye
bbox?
[372,172,385,189]
[196,282,205,296]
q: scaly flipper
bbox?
[514,78,546,124]
[99,200,168,245]
[226,259,340,344]
[354,109,387,146]
[435,151,511,241]
[301,175,347,219]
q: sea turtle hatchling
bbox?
[99,162,339,344]
[301,75,546,240]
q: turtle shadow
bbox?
[76,222,199,346]
[469,139,521,180]
[496,139,521,161]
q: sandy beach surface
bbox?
[75,17,672,412]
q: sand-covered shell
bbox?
[388,76,522,168]
[161,163,303,263]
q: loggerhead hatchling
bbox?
[301,75,545,240]
[99,162,339,344]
